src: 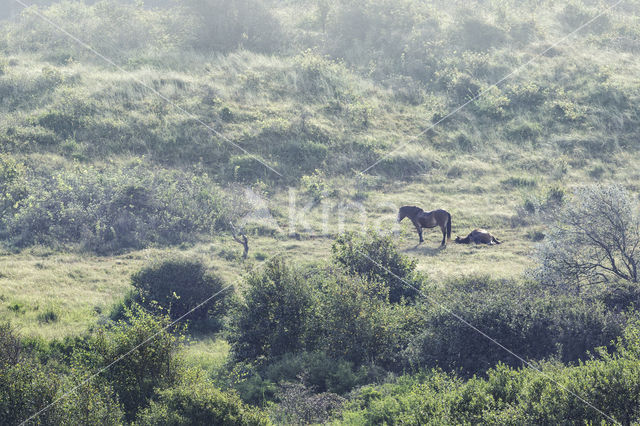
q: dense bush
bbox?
[0,162,229,253]
[229,251,424,404]
[185,0,283,53]
[132,258,230,331]
[338,316,640,424]
[307,271,424,369]
[230,257,312,363]
[232,351,372,406]
[405,276,622,377]
[0,154,27,219]
[73,306,185,421]
[332,232,422,303]
[4,1,194,62]
[269,382,344,425]
[135,371,270,425]
[0,322,124,425]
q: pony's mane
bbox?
[399,205,423,216]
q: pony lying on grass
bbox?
[455,229,502,245]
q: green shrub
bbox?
[301,169,330,202]
[132,259,230,331]
[277,141,328,175]
[261,352,371,396]
[37,308,59,324]
[270,382,344,425]
[230,258,312,363]
[505,120,542,141]
[186,0,283,53]
[1,162,228,253]
[404,277,621,377]
[231,351,379,406]
[0,154,27,219]
[229,154,275,183]
[74,306,184,421]
[308,271,423,369]
[338,317,640,424]
[589,165,606,179]
[559,4,610,35]
[454,18,508,51]
[5,1,193,62]
[0,322,123,426]
[501,176,537,188]
[135,371,270,425]
[332,232,421,303]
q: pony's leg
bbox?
[414,224,423,243]
[440,225,446,246]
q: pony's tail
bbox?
[447,212,452,241]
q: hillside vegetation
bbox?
[1,0,640,424]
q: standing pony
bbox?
[398,206,452,246]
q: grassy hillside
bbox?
[2,0,640,424]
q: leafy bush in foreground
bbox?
[73,306,185,421]
[405,276,622,377]
[135,371,270,426]
[0,322,123,425]
[337,316,640,425]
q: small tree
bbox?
[332,232,420,303]
[76,306,184,421]
[132,259,230,330]
[534,185,640,294]
[230,257,311,363]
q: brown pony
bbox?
[398,206,452,246]
[455,229,502,245]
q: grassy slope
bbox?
[1,0,639,342]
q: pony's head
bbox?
[454,235,469,244]
[397,205,421,222]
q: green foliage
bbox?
[262,352,373,396]
[132,258,230,331]
[186,0,283,53]
[403,276,621,377]
[501,176,537,188]
[559,3,611,35]
[37,307,59,324]
[0,154,27,219]
[505,120,542,141]
[269,382,344,425]
[229,155,274,184]
[332,232,421,303]
[338,317,640,424]
[228,350,376,407]
[308,271,423,369]
[454,17,508,52]
[1,162,228,253]
[230,257,312,362]
[301,169,330,202]
[0,322,124,425]
[74,306,184,421]
[135,370,270,425]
